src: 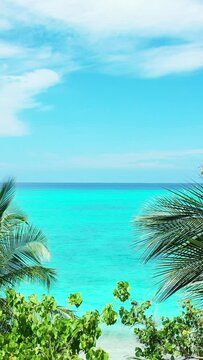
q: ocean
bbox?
[15,183,183,318]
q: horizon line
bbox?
[14,181,196,184]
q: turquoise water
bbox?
[15,184,182,317]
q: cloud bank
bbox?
[38,149,203,170]
[8,0,203,37]
[1,0,203,135]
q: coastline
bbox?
[78,325,136,359]
[98,325,136,359]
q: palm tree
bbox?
[136,184,203,304]
[0,179,56,290]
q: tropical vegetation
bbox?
[0,179,202,359]
[0,282,202,360]
[136,184,203,304]
[0,178,56,290]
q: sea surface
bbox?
[15,183,184,319]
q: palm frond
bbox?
[0,265,56,289]
[0,179,56,290]
[0,212,27,232]
[56,306,76,318]
[185,278,203,306]
[0,224,53,290]
[0,179,15,220]
[0,224,50,265]
[135,184,203,303]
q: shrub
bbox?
[0,289,108,360]
[0,282,202,359]
[109,281,203,360]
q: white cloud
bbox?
[3,0,203,77]
[0,69,60,136]
[100,41,203,77]
[37,149,203,170]
[0,19,11,30]
[139,43,203,77]
[10,0,203,37]
[1,0,203,137]
[0,42,25,58]
[69,150,203,169]
[0,43,70,76]
[0,42,64,136]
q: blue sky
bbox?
[1,0,203,182]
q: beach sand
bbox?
[98,325,136,359]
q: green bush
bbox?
[111,281,203,359]
[0,282,202,359]
[0,289,108,360]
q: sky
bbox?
[1,0,203,182]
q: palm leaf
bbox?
[0,212,27,232]
[0,265,56,289]
[0,179,56,290]
[0,224,49,254]
[0,224,55,288]
[136,184,203,303]
[0,179,15,220]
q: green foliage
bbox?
[132,299,203,360]
[101,304,117,325]
[113,281,130,302]
[0,283,202,359]
[0,178,56,289]
[135,184,203,304]
[112,282,203,360]
[68,293,83,308]
[0,288,109,360]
